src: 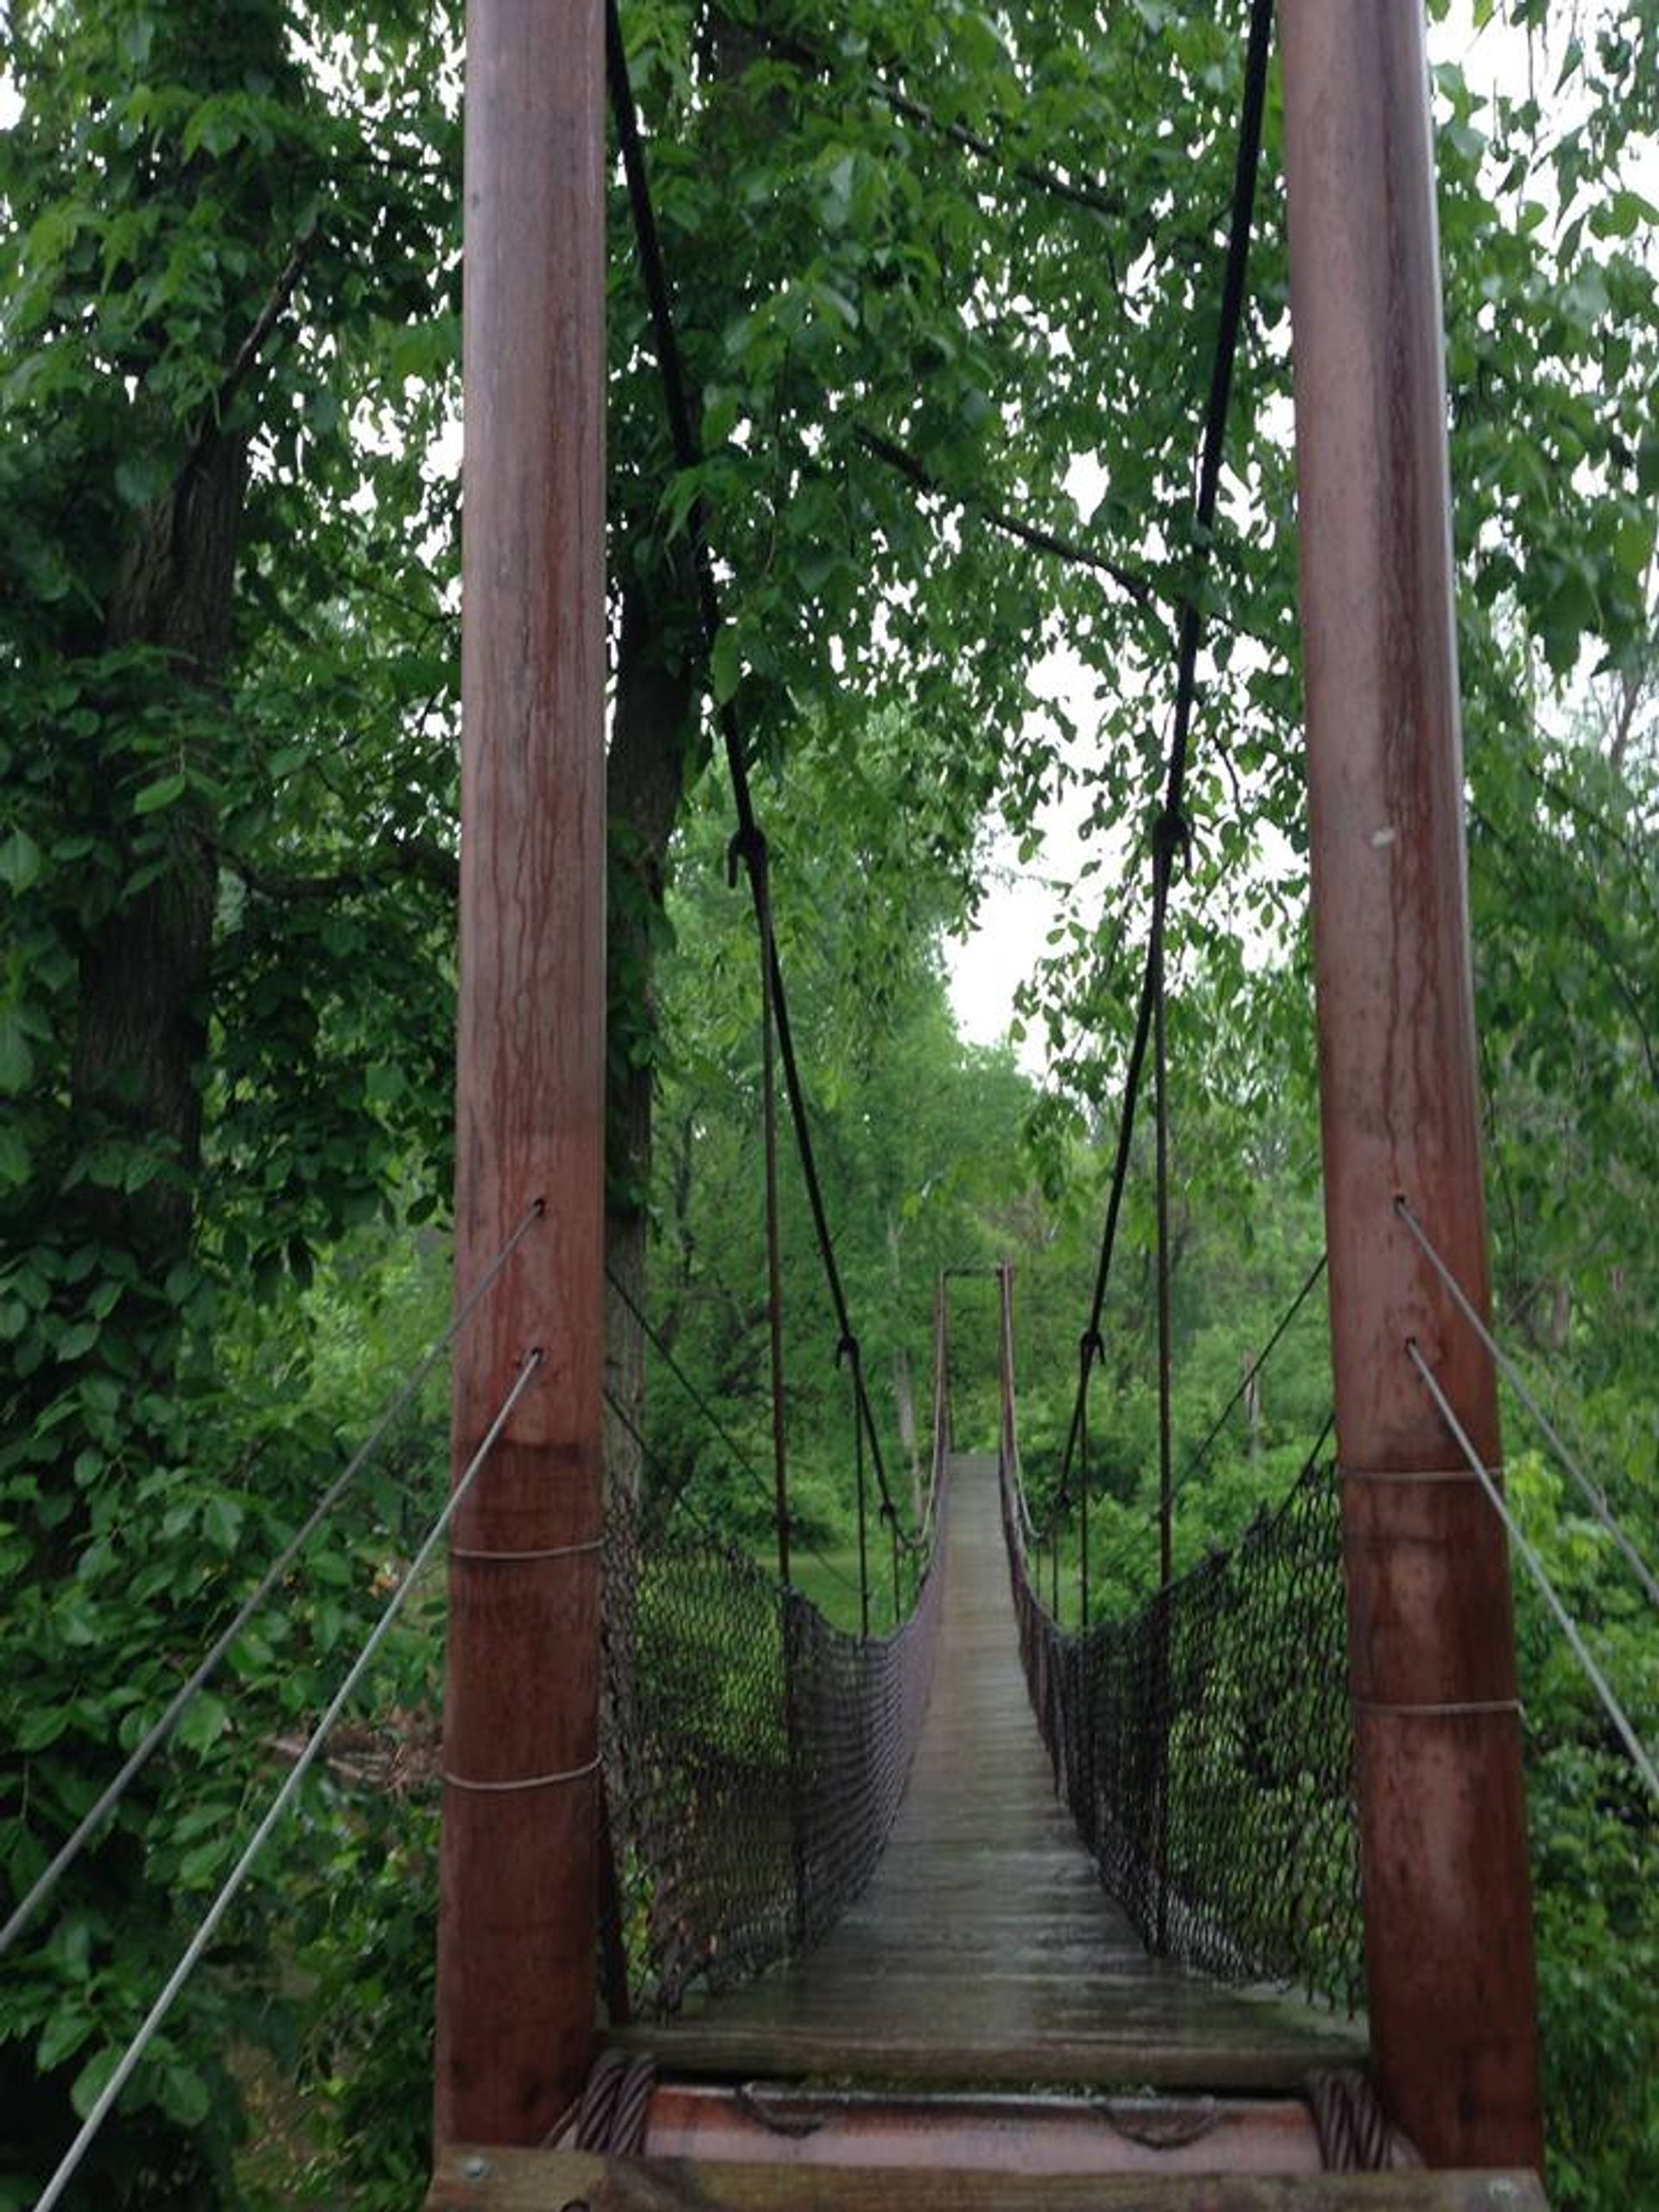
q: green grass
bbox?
[747,1541,913,1637]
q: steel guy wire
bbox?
[0,1198,543,1963]
[30,1351,543,2212]
[1396,1197,1659,1611]
[1407,1339,1659,1805]
[601,1385,864,1608]
[605,1262,772,1505]
[1090,1254,1329,1590]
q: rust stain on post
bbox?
[1279,0,1541,2170]
[435,0,607,2148]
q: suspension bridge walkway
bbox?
[426,1287,1552,2206]
[615,1452,1363,2101]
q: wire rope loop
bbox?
[443,1752,601,1795]
[1406,1336,1659,1803]
[448,1536,604,1563]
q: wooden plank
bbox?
[641,2082,1325,2177]
[429,2147,1548,2210]
[610,2020,1360,2095]
[632,1456,1365,2095]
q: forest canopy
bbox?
[1,1,1656,2206]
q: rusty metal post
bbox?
[1279,2,1542,2170]
[435,0,606,2148]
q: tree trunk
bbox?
[604,572,699,1514]
[70,432,248,1299]
[885,1216,922,1519]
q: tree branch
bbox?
[756,27,1123,226]
[854,423,1170,640]
[231,833,458,907]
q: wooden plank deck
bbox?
[433,2146,1547,2209]
[619,1453,1365,2092]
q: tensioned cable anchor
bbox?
[1396,1194,1659,1610]
[1407,1337,1658,1803]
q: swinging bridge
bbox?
[29,0,1659,2206]
[423,3,1554,2197]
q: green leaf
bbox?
[70,2046,123,2122]
[365,1062,405,1107]
[202,1495,245,1551]
[15,1703,72,1751]
[158,2061,212,2128]
[0,1127,29,1188]
[177,1692,230,1754]
[132,772,188,817]
[36,2005,94,2073]
[114,452,174,510]
[0,1012,34,1093]
[0,828,43,893]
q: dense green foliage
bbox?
[2,0,1656,2207]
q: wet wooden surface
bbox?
[622,1455,1365,2091]
[431,2146,1547,2210]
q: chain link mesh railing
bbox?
[601,1297,950,2017]
[997,1271,1363,2012]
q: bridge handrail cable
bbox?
[995,1266,1363,2007]
[32,1351,544,2212]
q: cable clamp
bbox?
[444,1751,601,1794]
[835,1332,860,1370]
[726,821,767,887]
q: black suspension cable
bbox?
[1154,889,1175,1596]
[607,0,905,1547]
[1055,0,1274,1518]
